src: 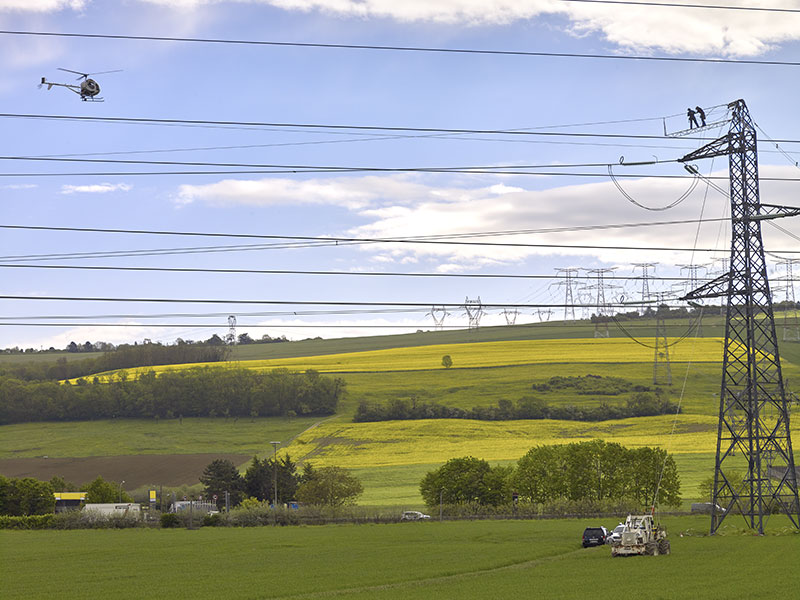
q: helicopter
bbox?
[39,68,122,102]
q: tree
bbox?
[512,441,681,508]
[205,334,224,346]
[81,476,132,504]
[0,476,54,516]
[296,466,363,507]
[199,459,245,508]
[441,355,453,369]
[420,456,511,507]
[237,333,254,345]
[243,455,300,504]
[49,475,78,492]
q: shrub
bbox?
[202,513,222,527]
[160,513,180,528]
[0,514,54,529]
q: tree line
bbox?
[420,440,681,510]
[354,391,678,423]
[0,367,345,424]
[0,341,230,382]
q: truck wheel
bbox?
[645,541,657,556]
[658,539,671,555]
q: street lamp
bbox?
[118,480,125,502]
[270,441,280,508]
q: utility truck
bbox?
[609,514,670,557]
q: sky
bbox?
[0,0,799,350]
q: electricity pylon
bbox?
[632,262,657,315]
[777,259,799,341]
[463,297,484,329]
[225,315,237,346]
[679,99,800,534]
[427,305,450,331]
[653,293,672,386]
[554,267,578,320]
[502,308,520,326]
[585,267,616,338]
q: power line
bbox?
[2,238,795,263]
[3,30,800,67]
[0,217,736,240]
[559,0,800,14]
[0,155,672,171]
[0,295,669,307]
[0,262,721,281]
[9,112,800,143]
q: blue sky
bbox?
[0,0,799,349]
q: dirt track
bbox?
[0,453,251,489]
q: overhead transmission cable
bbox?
[3,30,800,67]
[0,262,720,282]
[0,295,672,308]
[7,113,800,144]
[0,216,741,240]
[1,238,798,263]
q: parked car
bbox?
[582,526,609,547]
[401,511,431,521]
[606,523,625,545]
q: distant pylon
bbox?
[653,293,672,385]
[678,264,707,336]
[554,267,578,320]
[536,309,554,322]
[778,259,800,341]
[463,297,484,329]
[632,262,657,315]
[584,268,617,338]
[502,308,520,326]
[427,305,450,331]
[225,315,237,345]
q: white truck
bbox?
[610,514,670,556]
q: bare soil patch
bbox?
[0,453,250,488]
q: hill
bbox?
[1,316,798,506]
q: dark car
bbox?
[582,526,609,547]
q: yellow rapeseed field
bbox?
[283,415,725,469]
[73,337,725,382]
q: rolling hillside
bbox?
[2,317,799,506]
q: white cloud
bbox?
[175,175,439,209]
[0,183,37,189]
[176,165,799,270]
[138,0,800,57]
[60,183,133,194]
[0,0,85,11]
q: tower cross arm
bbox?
[678,133,736,163]
[680,272,731,301]
[740,204,800,222]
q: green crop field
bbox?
[0,417,323,460]
[3,517,798,600]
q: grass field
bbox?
[3,517,798,599]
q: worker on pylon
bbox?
[695,106,707,127]
[687,108,699,129]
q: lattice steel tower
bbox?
[554,267,578,321]
[225,315,237,346]
[679,99,800,533]
[652,292,672,386]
